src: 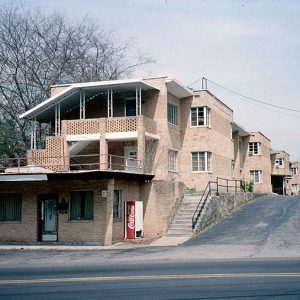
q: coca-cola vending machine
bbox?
[125,201,143,239]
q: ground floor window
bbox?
[292,184,299,193]
[0,193,21,221]
[191,152,211,172]
[168,150,178,172]
[69,191,93,220]
[113,190,122,220]
[250,170,262,183]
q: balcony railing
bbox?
[62,116,157,136]
[0,154,143,174]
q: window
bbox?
[291,167,298,176]
[69,191,93,220]
[292,184,299,193]
[0,193,21,221]
[275,158,284,168]
[192,152,211,172]
[191,107,210,127]
[113,191,122,220]
[167,103,177,125]
[250,170,262,183]
[249,142,260,155]
[168,150,178,172]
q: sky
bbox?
[13,0,300,159]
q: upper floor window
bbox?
[250,170,262,183]
[275,158,284,168]
[192,151,211,172]
[167,103,178,125]
[291,167,298,176]
[113,190,122,220]
[69,191,93,220]
[0,193,21,221]
[249,142,261,155]
[191,106,210,127]
[168,150,178,172]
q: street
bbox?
[0,259,300,299]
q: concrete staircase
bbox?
[167,195,201,237]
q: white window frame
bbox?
[113,190,122,220]
[250,170,262,184]
[167,103,178,126]
[248,142,261,155]
[275,158,284,168]
[190,106,210,127]
[191,151,211,172]
[291,167,298,176]
[292,184,299,193]
[168,150,178,172]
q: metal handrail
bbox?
[0,153,143,174]
[192,181,215,229]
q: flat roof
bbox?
[232,122,250,137]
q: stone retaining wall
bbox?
[196,192,268,233]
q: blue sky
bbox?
[15,1,300,159]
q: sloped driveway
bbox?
[182,195,300,259]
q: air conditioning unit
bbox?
[276,165,279,169]
[249,152,253,156]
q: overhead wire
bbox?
[187,77,300,118]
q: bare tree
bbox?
[0,3,153,156]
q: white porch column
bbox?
[107,89,113,118]
[136,86,142,116]
[55,103,61,136]
[30,117,37,150]
[79,89,86,119]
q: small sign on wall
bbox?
[102,190,107,198]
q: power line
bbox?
[188,77,300,114]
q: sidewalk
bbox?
[0,236,190,250]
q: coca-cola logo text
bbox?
[127,204,135,230]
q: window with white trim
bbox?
[275,158,284,168]
[191,152,211,172]
[0,193,21,221]
[191,106,210,127]
[168,150,178,172]
[292,184,299,193]
[249,142,260,155]
[167,103,178,125]
[291,167,298,176]
[250,170,262,183]
[113,190,122,220]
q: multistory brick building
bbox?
[0,76,297,244]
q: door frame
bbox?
[37,194,59,242]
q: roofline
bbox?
[270,150,290,157]
[232,122,250,136]
[250,131,271,142]
[194,89,233,112]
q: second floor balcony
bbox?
[62,115,158,141]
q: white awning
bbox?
[0,174,48,181]
[19,79,159,122]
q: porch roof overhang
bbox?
[0,170,154,182]
[19,79,159,122]
[166,78,193,98]
[232,122,249,137]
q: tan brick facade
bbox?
[1,76,297,243]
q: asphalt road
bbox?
[0,259,300,299]
[0,195,299,299]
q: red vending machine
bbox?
[125,201,143,239]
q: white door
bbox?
[124,146,138,172]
